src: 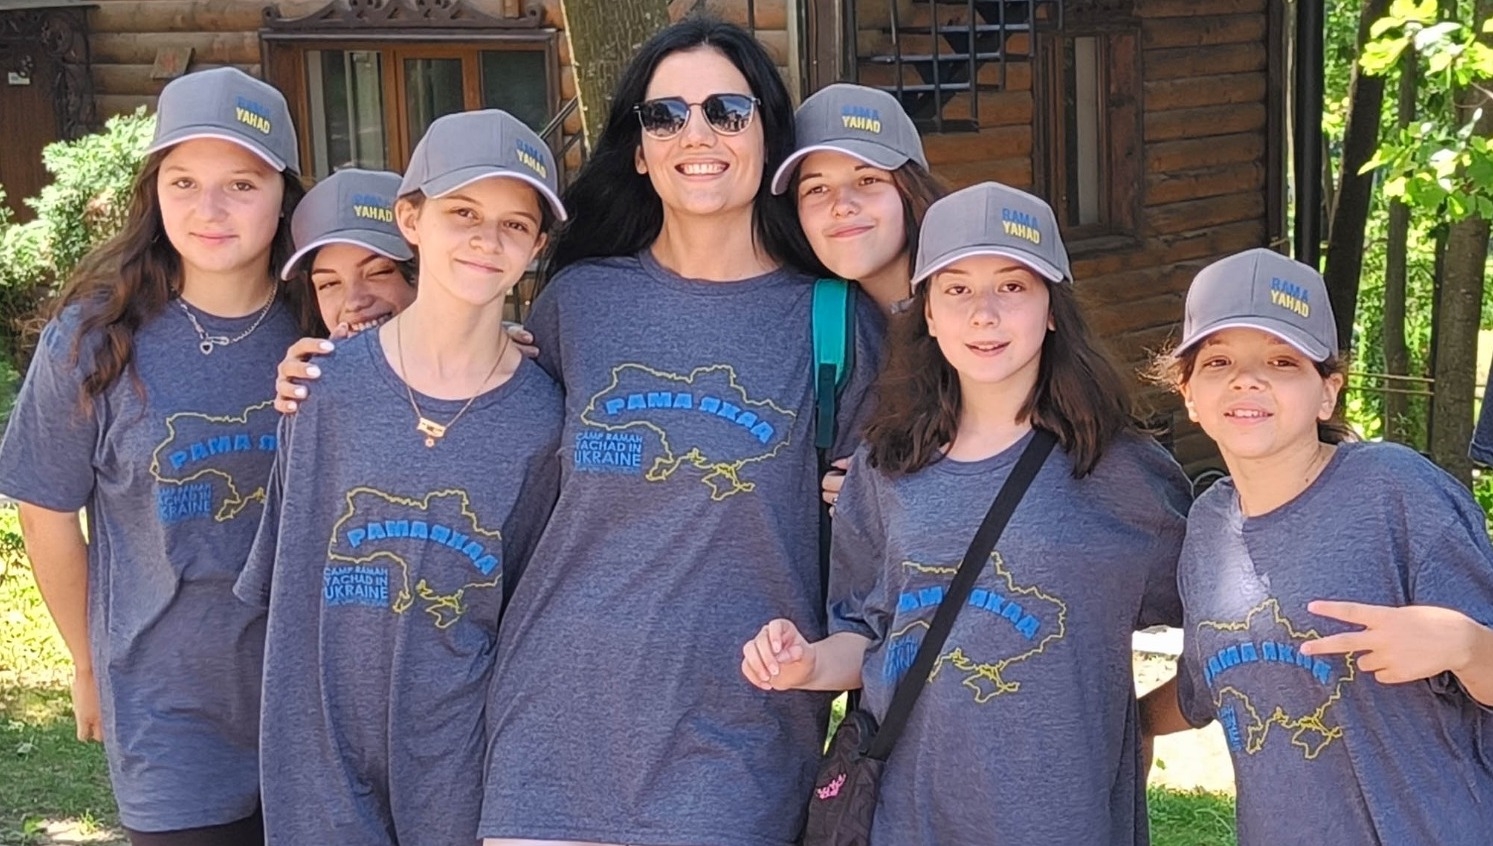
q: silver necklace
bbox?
[176,289,277,355]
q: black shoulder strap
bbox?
[863,429,1058,761]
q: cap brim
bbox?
[146,129,288,172]
[421,167,568,222]
[912,246,1069,289]
[280,232,414,281]
[770,140,913,195]
[1174,317,1332,362]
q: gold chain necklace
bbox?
[394,314,508,448]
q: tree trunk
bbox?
[1429,0,1493,485]
[561,0,672,144]
[1383,48,1416,443]
[1322,0,1393,355]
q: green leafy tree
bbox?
[0,109,154,373]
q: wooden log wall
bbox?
[85,0,795,178]
[1091,0,1271,471]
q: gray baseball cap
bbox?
[1177,248,1337,361]
[770,83,928,195]
[398,109,567,221]
[911,182,1072,288]
[145,67,299,173]
[281,169,413,281]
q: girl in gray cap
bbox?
[771,82,948,510]
[1142,249,1493,845]
[272,172,539,416]
[771,82,946,316]
[237,108,566,846]
[744,181,1191,846]
[0,67,308,845]
[279,167,417,338]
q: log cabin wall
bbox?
[86,0,585,163]
[1084,0,1275,472]
[85,0,793,157]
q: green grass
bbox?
[1149,787,1237,846]
[0,507,120,846]
[0,507,1234,844]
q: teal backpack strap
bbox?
[812,278,855,452]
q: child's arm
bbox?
[741,618,868,692]
[1300,601,1493,706]
[17,503,101,742]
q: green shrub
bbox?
[0,110,154,374]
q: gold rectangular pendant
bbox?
[416,417,447,447]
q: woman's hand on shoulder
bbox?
[275,336,335,414]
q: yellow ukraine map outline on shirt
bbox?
[580,363,797,501]
[327,487,502,629]
[149,400,275,522]
[890,551,1068,704]
[1197,597,1358,760]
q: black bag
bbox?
[802,430,1057,846]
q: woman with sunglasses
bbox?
[475,15,883,846]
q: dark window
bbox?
[265,39,561,180]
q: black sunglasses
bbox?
[633,93,761,139]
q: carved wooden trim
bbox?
[262,0,544,32]
[0,5,98,138]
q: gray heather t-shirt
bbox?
[480,251,883,846]
[236,328,561,846]
[0,300,298,832]
[1176,441,1493,846]
[830,432,1189,846]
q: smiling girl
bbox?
[237,110,565,846]
[0,68,306,846]
[743,182,1190,845]
[1142,248,1493,845]
[772,83,945,315]
[280,167,416,338]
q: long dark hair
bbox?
[53,149,308,401]
[864,279,1135,478]
[544,16,825,278]
[1149,344,1357,444]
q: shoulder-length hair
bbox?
[863,278,1136,478]
[543,15,825,278]
[52,149,308,401]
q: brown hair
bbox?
[53,150,309,402]
[888,162,948,278]
[1148,343,1357,444]
[863,278,1136,478]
